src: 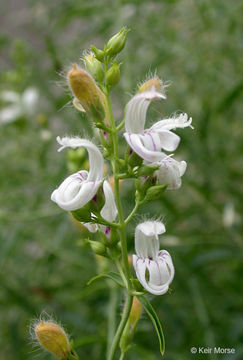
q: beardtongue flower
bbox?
[155,155,187,190]
[133,221,174,295]
[124,86,192,162]
[84,180,118,233]
[51,137,103,211]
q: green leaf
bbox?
[139,295,165,356]
[87,271,124,288]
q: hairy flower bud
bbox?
[106,27,129,57]
[106,62,121,88]
[34,320,71,359]
[83,53,104,83]
[67,64,109,124]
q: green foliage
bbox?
[0,0,242,359]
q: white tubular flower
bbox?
[83,180,118,233]
[133,221,174,296]
[156,155,187,190]
[124,88,192,162]
[51,137,103,211]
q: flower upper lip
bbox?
[51,137,104,211]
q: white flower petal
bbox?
[51,176,102,211]
[100,180,118,222]
[125,88,165,134]
[56,137,104,181]
[156,158,187,190]
[124,133,164,162]
[83,222,98,233]
[151,113,193,131]
[156,129,181,151]
[135,221,165,259]
[137,221,165,237]
[133,257,169,296]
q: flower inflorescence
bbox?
[35,28,193,360]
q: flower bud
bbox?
[105,62,121,88]
[88,240,106,255]
[83,53,104,83]
[67,64,108,124]
[138,77,163,94]
[145,184,168,201]
[129,297,142,329]
[106,27,130,57]
[34,320,71,359]
[90,46,105,62]
[120,297,142,353]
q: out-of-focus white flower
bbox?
[133,221,174,295]
[51,137,103,211]
[222,203,239,228]
[0,88,39,124]
[155,155,187,190]
[124,87,192,162]
[84,180,118,233]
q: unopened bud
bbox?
[145,184,168,201]
[34,320,71,359]
[67,64,107,123]
[83,53,104,83]
[106,27,130,57]
[120,297,142,353]
[106,62,121,88]
[130,297,142,329]
[138,77,163,93]
[88,240,106,255]
[90,46,105,62]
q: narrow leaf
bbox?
[87,271,124,288]
[139,295,165,356]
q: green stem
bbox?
[105,87,131,290]
[124,200,140,225]
[104,71,134,359]
[119,352,125,360]
[108,294,133,360]
[115,258,128,287]
[106,283,118,359]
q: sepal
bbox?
[137,163,159,177]
[90,46,105,62]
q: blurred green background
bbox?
[0,0,242,359]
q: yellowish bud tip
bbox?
[35,320,71,359]
[138,77,163,93]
